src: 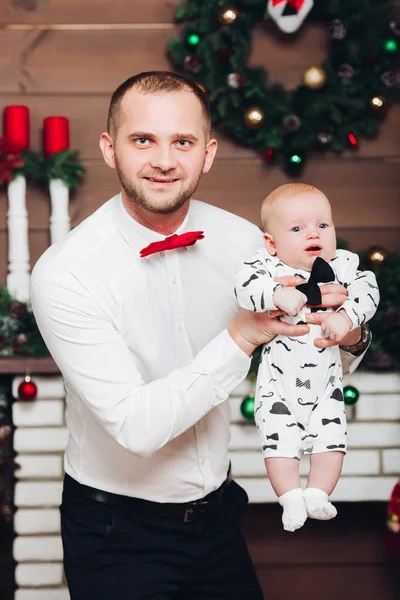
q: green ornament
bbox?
[383,38,398,53]
[343,385,360,405]
[187,33,200,46]
[289,153,302,164]
[240,395,255,420]
[284,151,305,177]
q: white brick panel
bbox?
[332,476,398,501]
[345,372,400,394]
[13,400,65,427]
[382,449,400,475]
[15,563,64,587]
[15,482,63,508]
[13,376,65,400]
[16,589,70,600]
[341,450,381,475]
[238,476,399,503]
[13,535,63,562]
[14,509,61,535]
[230,452,265,477]
[229,424,258,450]
[16,455,63,480]
[347,422,400,447]
[355,394,400,421]
[14,427,69,453]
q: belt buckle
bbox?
[184,497,214,523]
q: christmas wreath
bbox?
[168,0,400,174]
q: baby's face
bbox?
[264,192,336,271]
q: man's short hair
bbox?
[107,71,211,139]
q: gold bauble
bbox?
[370,95,386,110]
[218,5,239,25]
[366,246,389,266]
[303,66,327,90]
[243,106,264,129]
[387,513,400,534]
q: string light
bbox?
[383,38,398,53]
[347,133,358,146]
[187,33,200,46]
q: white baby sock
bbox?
[303,487,337,520]
[278,488,307,532]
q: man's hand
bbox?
[228,308,310,357]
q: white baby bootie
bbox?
[278,488,307,532]
[303,487,337,520]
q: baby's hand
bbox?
[273,287,307,317]
[321,310,352,342]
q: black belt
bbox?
[63,467,232,523]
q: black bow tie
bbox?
[296,256,335,305]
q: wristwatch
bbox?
[339,323,371,356]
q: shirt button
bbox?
[171,276,176,285]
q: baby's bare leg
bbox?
[304,451,344,520]
[265,457,307,532]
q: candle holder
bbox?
[2,106,38,302]
[40,117,85,244]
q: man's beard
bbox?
[115,158,202,215]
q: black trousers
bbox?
[60,475,264,600]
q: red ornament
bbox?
[0,136,24,185]
[386,481,400,561]
[347,133,358,147]
[3,105,30,150]
[18,376,38,401]
[43,116,70,156]
[263,149,274,163]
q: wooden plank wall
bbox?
[0,0,399,285]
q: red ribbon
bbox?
[0,137,24,186]
[140,231,204,258]
[272,0,305,9]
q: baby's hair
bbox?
[261,183,324,231]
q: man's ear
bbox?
[99,132,116,169]
[264,233,276,256]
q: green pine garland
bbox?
[168,0,400,174]
[0,287,49,358]
[359,250,400,369]
[35,150,86,189]
[13,149,85,188]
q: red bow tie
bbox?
[140,231,204,258]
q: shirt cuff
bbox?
[195,329,251,396]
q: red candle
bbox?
[43,116,70,156]
[3,105,30,150]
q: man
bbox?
[31,71,369,599]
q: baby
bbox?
[235,183,379,532]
